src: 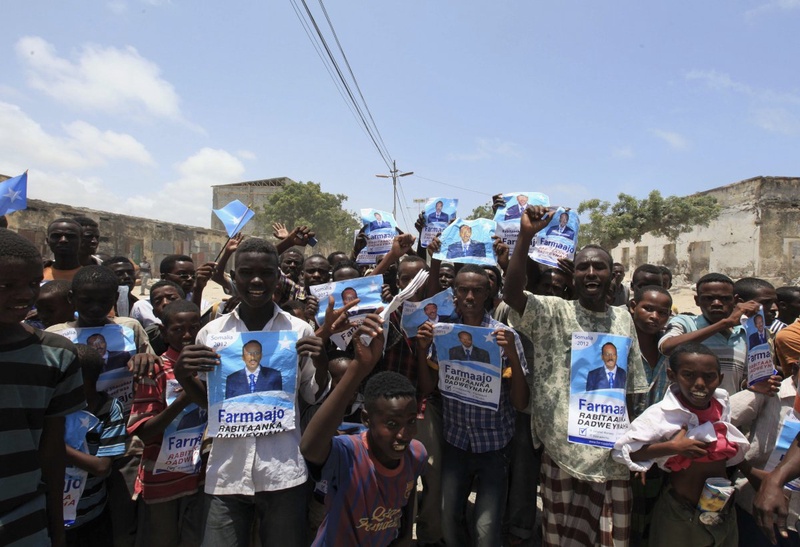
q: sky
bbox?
[2,1,799,234]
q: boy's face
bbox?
[695,282,734,324]
[630,291,671,335]
[745,286,778,326]
[70,285,116,326]
[80,225,100,256]
[280,252,304,281]
[235,251,279,309]
[47,222,81,257]
[162,311,201,351]
[36,291,74,328]
[363,395,417,469]
[302,257,330,287]
[164,260,196,294]
[631,271,663,291]
[454,272,488,317]
[151,286,182,319]
[109,262,135,290]
[0,259,42,326]
[439,267,455,289]
[667,353,722,410]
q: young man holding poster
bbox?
[172,238,330,547]
[416,265,529,547]
[503,206,648,547]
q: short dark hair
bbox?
[576,244,613,269]
[73,216,98,228]
[236,238,278,260]
[601,342,616,352]
[148,280,185,303]
[0,228,41,266]
[632,264,663,279]
[71,265,118,295]
[398,254,428,270]
[242,339,263,351]
[668,342,720,373]
[281,247,305,259]
[777,286,800,303]
[332,259,360,276]
[39,279,71,298]
[455,264,489,285]
[105,256,133,267]
[327,251,349,263]
[75,343,105,383]
[160,254,193,275]
[696,273,733,292]
[733,277,775,301]
[281,300,305,315]
[632,284,672,304]
[613,262,624,270]
[47,217,81,234]
[162,299,200,326]
[659,265,672,278]
[363,371,416,413]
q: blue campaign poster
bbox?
[422,197,458,247]
[493,192,550,256]
[153,378,206,475]
[531,208,580,267]
[361,208,397,256]
[401,288,455,338]
[567,332,632,448]
[309,275,383,326]
[742,308,775,386]
[206,331,299,438]
[432,218,497,265]
[63,411,99,526]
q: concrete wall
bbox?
[211,177,294,236]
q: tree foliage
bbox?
[577,190,721,250]
[467,202,494,220]
[257,181,361,254]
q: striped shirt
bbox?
[70,393,126,528]
[0,329,86,546]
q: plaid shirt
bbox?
[376,310,418,388]
[429,312,528,453]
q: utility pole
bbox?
[375,160,413,217]
[413,198,426,216]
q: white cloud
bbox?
[686,69,800,105]
[236,150,257,160]
[106,0,127,14]
[447,138,523,162]
[745,0,800,18]
[752,107,800,134]
[650,129,689,150]
[15,36,189,123]
[612,146,634,159]
[0,101,154,170]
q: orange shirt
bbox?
[43,265,81,282]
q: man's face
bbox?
[302,257,330,287]
[71,285,116,326]
[80,225,100,255]
[280,252,304,282]
[424,304,438,320]
[151,286,182,319]
[88,335,107,355]
[459,226,472,243]
[631,271,663,291]
[573,248,612,307]
[439,266,455,289]
[435,202,443,213]
[47,222,81,258]
[754,314,765,333]
[397,261,424,292]
[363,395,417,469]
[0,259,42,327]
[454,272,488,317]
[749,287,778,326]
[534,270,569,298]
[374,213,382,222]
[458,332,473,348]
[630,290,672,335]
[612,265,625,282]
[602,345,617,370]
[109,262,135,290]
[695,282,735,325]
[242,342,262,373]
[559,213,568,228]
[342,289,358,305]
[164,260,196,294]
[516,195,528,208]
[235,252,279,309]
[779,292,800,324]
[163,312,201,351]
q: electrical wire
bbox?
[410,174,494,197]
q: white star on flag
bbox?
[3,188,21,202]
[79,415,94,429]
[483,331,496,344]
[278,338,294,351]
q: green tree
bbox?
[256,181,361,254]
[467,202,494,220]
[577,190,721,250]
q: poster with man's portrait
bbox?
[531,208,580,267]
[401,288,455,338]
[206,331,299,438]
[493,192,550,256]
[742,308,775,386]
[310,275,384,349]
[153,379,206,475]
[432,218,496,265]
[361,208,397,256]
[422,197,458,248]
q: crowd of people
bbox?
[3,199,800,547]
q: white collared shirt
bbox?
[197,305,330,495]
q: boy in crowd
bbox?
[301,314,427,546]
[44,217,83,282]
[660,273,759,395]
[106,256,139,316]
[65,344,127,546]
[74,216,102,266]
[613,343,750,546]
[131,280,185,329]
[159,255,215,313]
[280,247,305,284]
[172,238,330,546]
[772,286,800,333]
[128,300,205,547]
[0,228,86,545]
[31,280,74,329]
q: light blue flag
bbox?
[0,171,27,216]
[213,199,255,237]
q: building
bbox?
[211,177,294,235]
[610,176,800,284]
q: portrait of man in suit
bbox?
[427,201,450,224]
[585,342,627,391]
[225,340,283,398]
[368,212,391,231]
[545,212,576,239]
[424,302,439,323]
[448,331,491,363]
[503,194,529,220]
[749,314,768,348]
[446,225,487,259]
[341,287,358,305]
[87,333,132,372]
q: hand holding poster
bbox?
[742,308,776,386]
[153,379,206,475]
[401,288,455,338]
[206,332,299,438]
[493,192,550,256]
[531,208,580,267]
[63,411,99,526]
[432,323,503,411]
[764,413,800,491]
[568,332,633,448]
[422,197,457,247]
[432,218,497,265]
[362,208,397,257]
[310,275,384,349]
[59,324,136,412]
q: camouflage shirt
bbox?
[509,293,647,482]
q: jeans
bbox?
[415,394,444,544]
[505,412,541,544]
[202,483,308,547]
[441,441,511,547]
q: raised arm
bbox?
[371,234,416,277]
[503,206,553,315]
[659,300,761,356]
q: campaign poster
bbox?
[742,308,776,386]
[401,288,455,338]
[422,197,458,248]
[153,379,206,475]
[567,332,632,448]
[493,192,550,256]
[432,323,503,411]
[531,208,580,267]
[60,324,136,413]
[206,331,299,438]
[361,208,397,256]
[432,218,497,266]
[354,229,374,265]
[310,275,384,349]
[63,410,99,526]
[764,414,800,491]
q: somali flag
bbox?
[213,199,255,237]
[0,171,27,216]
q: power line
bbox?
[411,174,494,197]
